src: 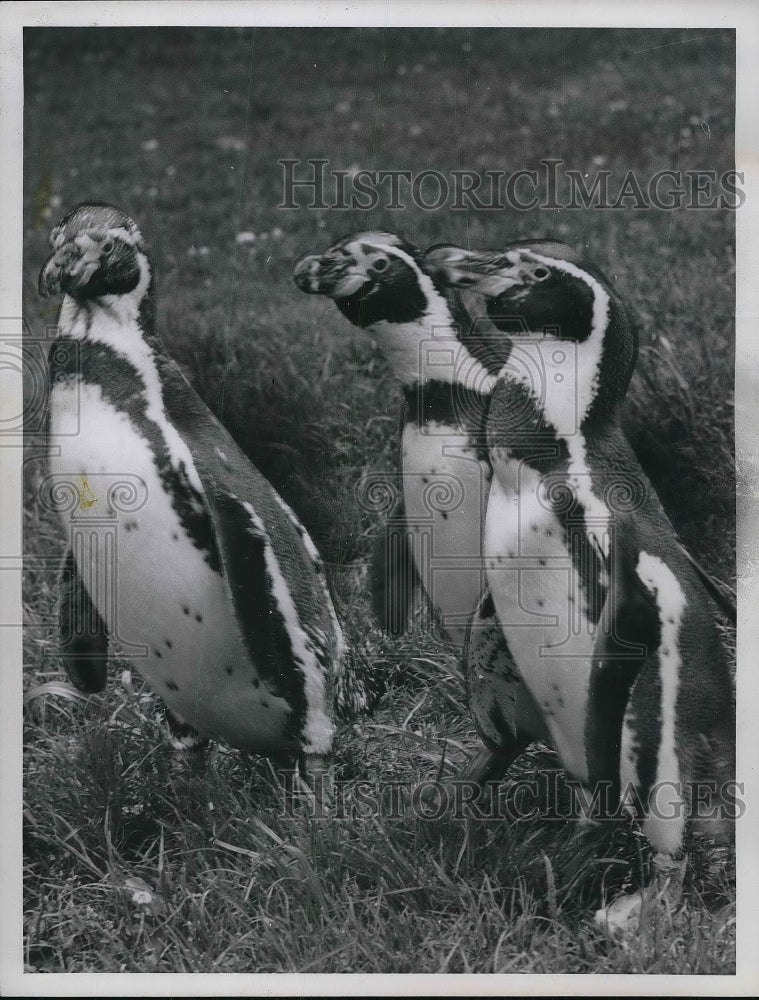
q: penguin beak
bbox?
[39,238,101,297]
[292,252,369,299]
[423,245,523,296]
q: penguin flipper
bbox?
[584,541,660,791]
[207,488,303,702]
[58,547,109,693]
[369,492,418,636]
[154,359,344,712]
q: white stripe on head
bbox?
[70,225,140,252]
[532,253,611,558]
[519,249,610,425]
[495,250,614,561]
[105,225,141,247]
[560,434,611,563]
[241,501,335,754]
[340,230,405,248]
[635,550,687,856]
[352,239,496,392]
[57,252,205,496]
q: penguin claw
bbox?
[163,707,210,752]
[594,890,648,938]
[274,753,335,815]
[594,856,686,937]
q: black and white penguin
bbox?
[293,232,560,768]
[293,233,555,776]
[39,203,361,766]
[425,242,735,927]
[293,232,496,643]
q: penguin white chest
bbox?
[400,420,490,645]
[484,459,596,781]
[48,380,292,752]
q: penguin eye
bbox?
[371,257,390,273]
[102,240,115,255]
[532,267,550,280]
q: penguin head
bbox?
[39,203,151,302]
[293,232,439,328]
[424,241,594,340]
[424,241,639,414]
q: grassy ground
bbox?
[22,27,736,974]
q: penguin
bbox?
[293,232,553,780]
[424,242,735,927]
[39,203,363,768]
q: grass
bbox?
[22,649,736,974]
[21,27,736,974]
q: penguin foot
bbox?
[572,784,605,829]
[297,752,335,804]
[594,889,650,937]
[298,752,331,784]
[404,744,528,821]
[459,744,528,789]
[273,752,335,816]
[594,852,686,937]
[164,709,210,753]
